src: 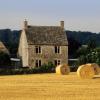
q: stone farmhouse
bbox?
[18,20,68,68]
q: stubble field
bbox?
[0,72,100,100]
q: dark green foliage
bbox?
[68,37,81,58]
[77,40,100,66]
[87,39,96,50]
[67,30,100,58]
[77,46,88,56]
[40,62,55,73]
[0,29,21,57]
[7,43,19,57]
[0,29,21,45]
[67,30,100,46]
[0,62,55,75]
[0,51,11,68]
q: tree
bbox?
[0,51,11,68]
[77,46,100,66]
[68,37,81,58]
[77,39,100,65]
[87,39,96,50]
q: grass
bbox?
[0,72,100,100]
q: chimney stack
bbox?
[24,19,28,29]
[60,21,64,29]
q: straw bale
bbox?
[89,63,100,75]
[56,64,70,75]
[77,64,95,79]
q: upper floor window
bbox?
[35,46,41,54]
[55,46,60,54]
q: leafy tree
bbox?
[87,39,96,50]
[77,46,88,56]
[0,51,11,68]
[67,30,100,46]
[77,44,100,66]
[68,37,81,58]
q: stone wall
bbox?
[18,30,29,67]
[28,45,68,68]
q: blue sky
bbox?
[0,0,100,32]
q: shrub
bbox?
[40,62,55,73]
[0,62,55,75]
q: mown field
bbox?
[0,73,100,100]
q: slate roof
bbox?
[25,26,68,46]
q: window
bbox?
[35,60,41,67]
[55,46,60,54]
[54,60,61,66]
[35,46,41,54]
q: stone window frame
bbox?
[54,46,61,54]
[35,46,42,54]
[54,59,61,66]
[35,59,42,67]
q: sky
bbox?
[0,0,100,33]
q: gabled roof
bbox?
[25,26,68,46]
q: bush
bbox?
[40,62,55,73]
[0,62,55,75]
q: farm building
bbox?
[18,20,68,68]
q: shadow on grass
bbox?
[93,75,100,79]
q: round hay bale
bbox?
[89,63,100,75]
[77,64,95,79]
[56,64,70,75]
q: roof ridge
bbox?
[28,25,61,28]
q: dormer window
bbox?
[35,46,41,54]
[55,46,60,54]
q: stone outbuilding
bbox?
[18,20,68,68]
